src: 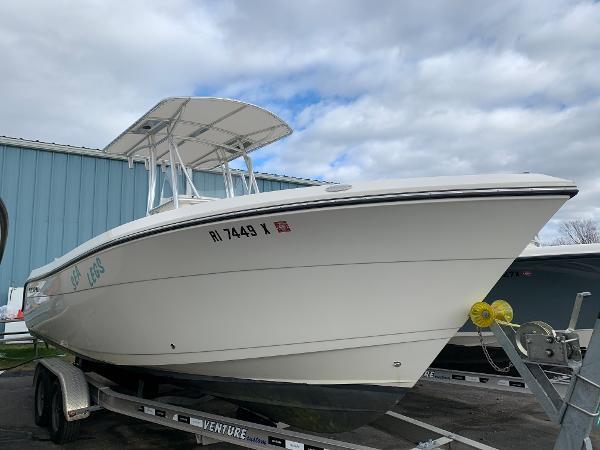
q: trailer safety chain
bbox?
[0,356,44,375]
[477,327,513,373]
[1,344,67,375]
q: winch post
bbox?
[554,312,600,450]
[568,292,591,332]
[490,321,564,421]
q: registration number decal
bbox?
[209,221,291,243]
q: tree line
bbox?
[546,219,600,245]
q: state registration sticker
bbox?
[274,220,291,233]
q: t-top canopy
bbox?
[104,97,292,170]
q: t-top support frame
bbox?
[143,127,261,215]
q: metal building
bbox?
[0,136,320,310]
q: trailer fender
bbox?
[38,358,90,421]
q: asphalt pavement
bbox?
[1,369,599,449]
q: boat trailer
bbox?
[31,292,600,449]
[32,356,495,450]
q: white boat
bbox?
[435,243,600,373]
[23,97,578,432]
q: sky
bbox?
[0,0,599,242]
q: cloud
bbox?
[0,0,599,240]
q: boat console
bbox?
[149,195,217,215]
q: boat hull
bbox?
[24,186,571,430]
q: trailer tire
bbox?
[49,379,80,443]
[33,366,51,426]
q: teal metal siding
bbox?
[0,143,309,308]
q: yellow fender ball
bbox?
[491,299,513,323]
[469,301,495,328]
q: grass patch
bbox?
[0,342,71,370]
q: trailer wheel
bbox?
[49,379,80,443]
[33,366,51,426]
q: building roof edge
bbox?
[0,135,326,186]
